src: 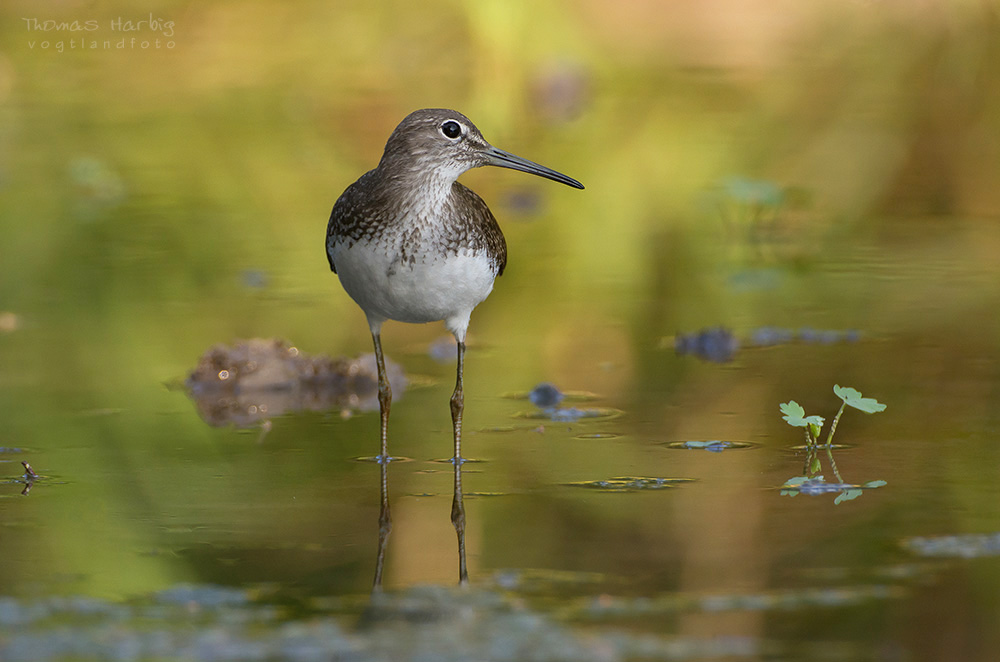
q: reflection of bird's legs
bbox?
[373,457,391,591]
[452,455,468,585]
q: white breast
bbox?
[331,237,498,341]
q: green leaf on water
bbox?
[863,480,888,488]
[780,401,825,429]
[833,385,886,414]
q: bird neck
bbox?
[375,159,462,218]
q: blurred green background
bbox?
[2,0,1000,656]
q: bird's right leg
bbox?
[372,330,391,463]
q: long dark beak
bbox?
[484,147,585,190]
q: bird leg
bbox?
[450,340,465,463]
[372,331,391,463]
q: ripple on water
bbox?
[514,407,623,423]
[663,440,757,452]
[566,476,696,492]
[350,455,414,464]
[787,443,854,452]
[428,457,487,465]
[503,388,602,403]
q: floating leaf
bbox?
[682,440,738,451]
[833,385,886,414]
[780,401,825,429]
[863,480,888,488]
[683,440,714,448]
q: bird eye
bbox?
[440,120,462,139]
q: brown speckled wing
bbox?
[446,183,507,277]
[326,169,386,273]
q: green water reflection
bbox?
[2,0,1000,659]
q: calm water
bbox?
[3,1,1000,660]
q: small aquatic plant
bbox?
[779,385,887,503]
[780,384,885,448]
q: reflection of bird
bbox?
[326,109,583,462]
